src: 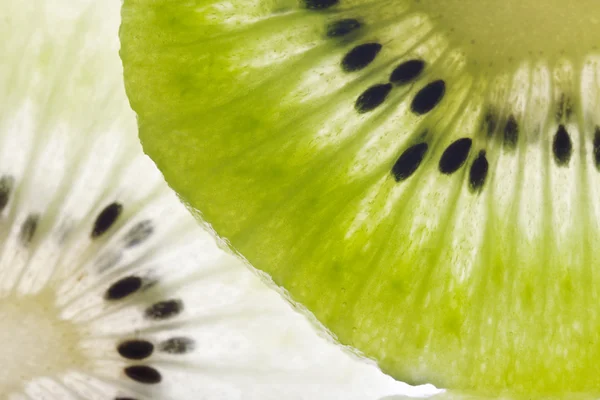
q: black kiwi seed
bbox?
[355,83,392,113]
[469,150,489,192]
[593,127,600,170]
[411,80,446,115]
[341,43,382,72]
[124,220,153,247]
[439,138,473,174]
[118,340,155,360]
[483,110,498,137]
[105,276,143,301]
[304,0,338,9]
[19,214,39,245]
[92,202,123,238]
[326,19,361,37]
[389,59,425,85]
[158,337,196,354]
[124,365,162,384]
[503,115,519,150]
[144,299,184,320]
[0,175,14,212]
[391,142,428,182]
[553,125,573,166]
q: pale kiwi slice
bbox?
[119,0,600,397]
[0,0,427,398]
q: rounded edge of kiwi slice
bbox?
[1,0,428,397]
[120,0,600,396]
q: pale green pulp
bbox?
[120,1,600,396]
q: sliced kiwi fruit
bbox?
[119,0,600,397]
[1,0,428,398]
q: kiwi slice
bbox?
[2,0,432,398]
[118,0,600,397]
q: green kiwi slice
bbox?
[120,0,600,397]
[2,0,431,398]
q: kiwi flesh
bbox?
[2,0,421,398]
[119,0,600,397]
[0,0,204,396]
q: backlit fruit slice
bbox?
[120,0,600,397]
[0,0,433,398]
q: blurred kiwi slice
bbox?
[1,0,422,398]
[120,0,600,397]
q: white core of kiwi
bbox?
[413,0,600,66]
[0,292,86,392]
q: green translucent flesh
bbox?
[121,0,600,395]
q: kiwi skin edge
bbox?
[120,0,600,397]
[1,0,430,398]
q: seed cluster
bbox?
[104,273,191,388]
[348,53,444,115]
[303,0,594,196]
[90,203,195,395]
